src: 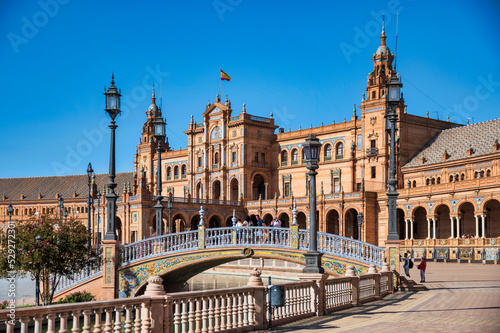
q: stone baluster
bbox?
[82,309,92,333]
[232,294,238,328]
[481,215,486,238]
[5,320,14,333]
[201,297,208,333]
[46,313,56,333]
[292,286,298,316]
[208,297,214,332]
[213,296,221,332]
[134,306,141,333]
[242,292,249,326]
[93,309,102,333]
[141,303,151,333]
[173,300,181,333]
[20,317,30,333]
[237,293,244,327]
[219,295,227,331]
[34,316,43,333]
[124,305,133,333]
[113,307,122,333]
[227,295,234,329]
[195,298,202,333]
[188,299,196,333]
[181,300,188,333]
[72,311,82,333]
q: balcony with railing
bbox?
[366,147,379,157]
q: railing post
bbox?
[101,239,119,300]
[368,264,381,300]
[198,206,206,249]
[247,268,266,330]
[345,266,359,306]
[385,240,401,290]
[144,275,167,333]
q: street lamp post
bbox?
[386,72,402,241]
[96,191,101,250]
[302,134,324,274]
[64,208,68,222]
[87,163,93,250]
[357,212,364,241]
[153,116,166,236]
[103,74,121,241]
[34,235,41,306]
[167,196,173,234]
[58,197,64,223]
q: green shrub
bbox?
[56,291,95,304]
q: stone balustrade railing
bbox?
[2,265,393,333]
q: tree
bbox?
[0,215,97,305]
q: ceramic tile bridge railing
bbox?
[1,265,393,333]
[117,227,386,267]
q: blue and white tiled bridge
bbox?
[56,226,386,299]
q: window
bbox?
[174,166,179,179]
[324,144,332,161]
[291,149,298,164]
[232,152,237,163]
[254,152,259,162]
[486,169,491,177]
[198,157,202,167]
[372,91,376,99]
[335,142,344,160]
[167,167,172,180]
[412,180,416,187]
[437,177,441,184]
[461,173,465,181]
[449,175,453,182]
[284,182,291,197]
[181,165,187,178]
[281,150,288,166]
[334,178,340,193]
[214,152,219,165]
[371,166,376,179]
[261,153,266,163]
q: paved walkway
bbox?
[257,262,500,333]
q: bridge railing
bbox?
[118,231,199,265]
[3,269,394,332]
[54,255,103,294]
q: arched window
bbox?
[291,149,298,165]
[335,142,344,160]
[474,171,478,179]
[426,179,430,186]
[214,152,219,165]
[449,175,453,182]
[412,180,416,188]
[181,164,187,178]
[486,169,491,177]
[167,166,172,180]
[281,150,288,166]
[454,174,459,181]
[324,144,332,161]
[461,173,465,181]
[437,177,441,184]
[174,165,179,179]
[301,149,306,164]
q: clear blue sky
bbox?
[1,0,499,178]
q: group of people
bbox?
[402,252,427,283]
[234,215,283,243]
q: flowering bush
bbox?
[56,291,95,304]
[0,215,97,305]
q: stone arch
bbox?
[435,204,451,239]
[483,198,500,238]
[409,205,429,217]
[171,213,187,233]
[225,216,234,227]
[412,206,427,239]
[262,213,273,226]
[325,209,340,234]
[181,164,187,178]
[252,173,267,200]
[208,215,222,228]
[457,201,476,237]
[190,215,200,230]
[212,179,221,200]
[397,208,405,240]
[280,149,289,166]
[297,211,307,229]
[229,177,239,202]
[344,208,358,239]
[196,181,203,199]
[278,213,289,227]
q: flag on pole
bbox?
[220,69,231,81]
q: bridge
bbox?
[55,226,386,300]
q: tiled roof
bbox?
[403,118,500,169]
[0,172,134,202]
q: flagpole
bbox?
[219,67,222,97]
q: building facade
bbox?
[1,26,499,259]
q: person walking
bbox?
[418,256,426,282]
[403,253,411,277]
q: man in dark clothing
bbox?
[256,215,264,227]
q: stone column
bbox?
[475,215,479,238]
[481,215,486,238]
[427,219,431,239]
[456,217,461,239]
[410,219,414,240]
[432,218,437,240]
[450,217,455,239]
[405,219,408,240]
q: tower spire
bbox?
[152,84,156,105]
[380,15,387,46]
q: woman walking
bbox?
[418,256,427,282]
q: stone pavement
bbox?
[256,262,500,333]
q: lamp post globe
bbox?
[153,116,166,236]
[386,72,402,241]
[103,74,121,241]
[302,134,324,274]
[58,197,64,222]
[7,204,13,219]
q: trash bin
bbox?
[269,285,285,307]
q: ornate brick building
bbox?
[1,26,499,258]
